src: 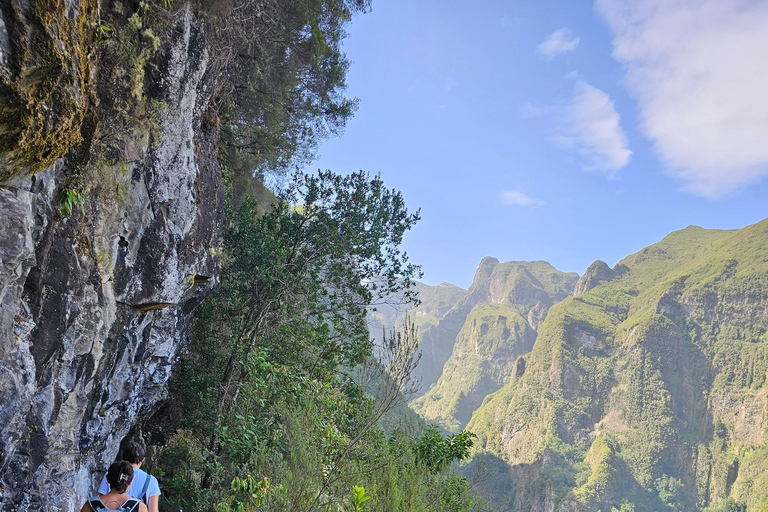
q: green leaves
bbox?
[220,170,421,379]
[349,485,370,512]
[57,187,86,217]
[157,168,482,511]
[414,427,476,473]
[158,170,428,510]
[214,475,279,512]
[212,0,371,179]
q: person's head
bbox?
[106,461,134,493]
[122,441,146,465]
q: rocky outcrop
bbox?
[0,0,94,179]
[573,260,628,298]
[0,3,222,511]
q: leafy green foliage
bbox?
[57,187,86,217]
[701,497,747,512]
[215,475,278,512]
[153,170,480,511]
[414,427,476,473]
[195,0,370,181]
[349,486,370,512]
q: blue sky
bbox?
[308,0,768,289]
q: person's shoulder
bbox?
[148,473,161,496]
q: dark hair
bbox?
[106,461,134,493]
[122,441,146,464]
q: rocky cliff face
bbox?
[0,2,222,510]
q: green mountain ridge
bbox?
[464,219,768,511]
[410,259,579,432]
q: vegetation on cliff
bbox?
[464,220,768,511]
[410,261,578,433]
[188,0,371,187]
[146,170,482,511]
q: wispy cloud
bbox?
[519,102,542,119]
[537,28,580,59]
[596,0,768,197]
[554,81,632,174]
[499,190,545,207]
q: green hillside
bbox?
[368,281,469,392]
[411,260,579,432]
[466,219,768,511]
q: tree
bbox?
[211,169,421,410]
[196,0,371,179]
[159,170,421,505]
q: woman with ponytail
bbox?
[98,441,161,512]
[81,461,148,512]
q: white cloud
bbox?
[499,190,545,207]
[563,71,580,81]
[596,0,768,197]
[519,102,542,119]
[555,81,632,174]
[537,28,581,59]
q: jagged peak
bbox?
[478,256,500,267]
[573,260,615,297]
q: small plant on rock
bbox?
[57,187,86,217]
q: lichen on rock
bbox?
[0,0,97,179]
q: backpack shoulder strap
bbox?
[87,497,107,511]
[122,498,142,511]
[139,473,151,503]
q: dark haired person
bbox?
[82,461,148,512]
[98,442,160,512]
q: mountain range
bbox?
[376,219,768,511]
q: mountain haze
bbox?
[368,281,469,391]
[411,259,579,432]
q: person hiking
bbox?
[82,461,148,512]
[98,441,160,512]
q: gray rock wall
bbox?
[0,4,222,511]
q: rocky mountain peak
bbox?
[572,259,627,297]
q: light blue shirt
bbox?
[98,467,160,502]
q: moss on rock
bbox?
[0,0,96,180]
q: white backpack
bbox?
[86,496,142,511]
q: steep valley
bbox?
[410,259,579,432]
[395,220,768,512]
